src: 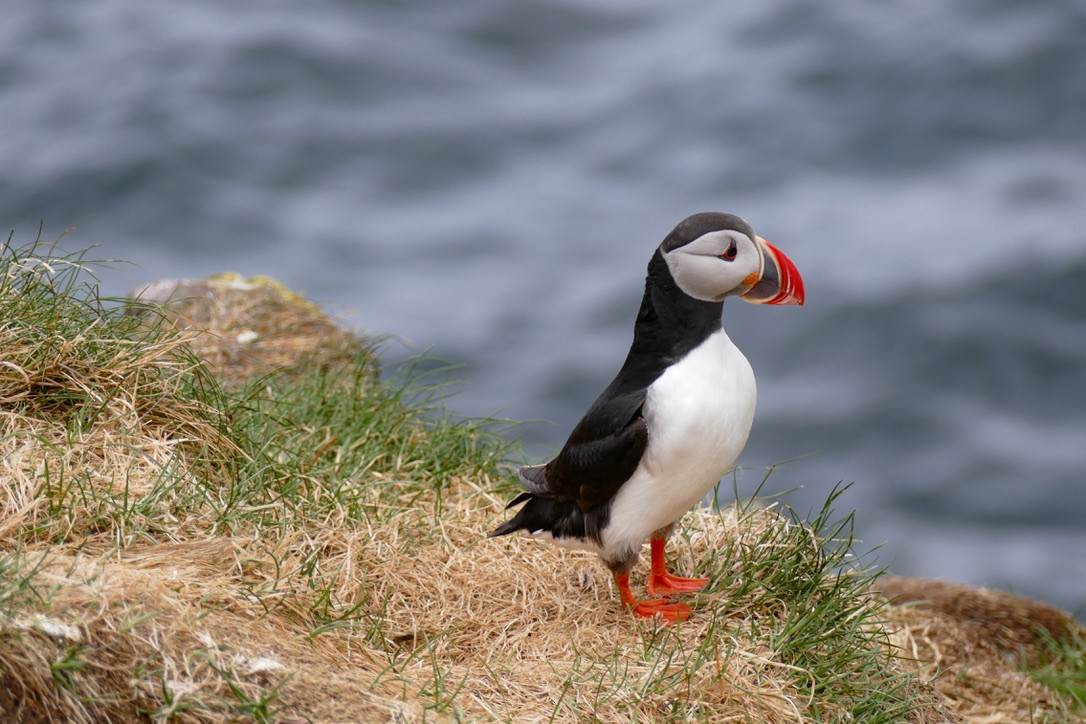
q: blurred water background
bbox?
[3,1,1084,615]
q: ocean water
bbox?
[3,1,1085,614]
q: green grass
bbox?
[0,548,47,617]
[1027,628,1086,714]
[219,355,515,629]
[727,484,918,721]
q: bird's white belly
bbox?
[604,329,756,554]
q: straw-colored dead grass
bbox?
[0,470,928,722]
[877,577,1085,722]
[0,541,425,722]
[364,494,832,721]
[2,255,1083,722]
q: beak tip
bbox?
[789,278,806,307]
[745,238,805,306]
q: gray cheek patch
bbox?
[662,231,759,303]
[662,251,729,302]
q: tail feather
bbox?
[504,491,533,511]
[489,492,610,545]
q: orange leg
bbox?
[645,537,708,597]
[614,572,691,623]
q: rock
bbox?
[128,273,375,381]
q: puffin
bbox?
[490,212,804,622]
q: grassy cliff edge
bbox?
[1,237,1082,722]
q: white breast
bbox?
[603,328,756,555]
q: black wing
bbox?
[522,387,648,510]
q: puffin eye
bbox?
[718,239,738,261]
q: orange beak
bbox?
[740,236,805,306]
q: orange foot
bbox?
[646,537,709,597]
[646,571,709,597]
[630,596,692,623]
[614,572,692,623]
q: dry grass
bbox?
[0,477,931,722]
[2,236,1083,722]
[877,577,1086,722]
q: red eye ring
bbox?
[719,240,738,261]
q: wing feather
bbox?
[525,389,648,510]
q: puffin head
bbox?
[659,212,805,306]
